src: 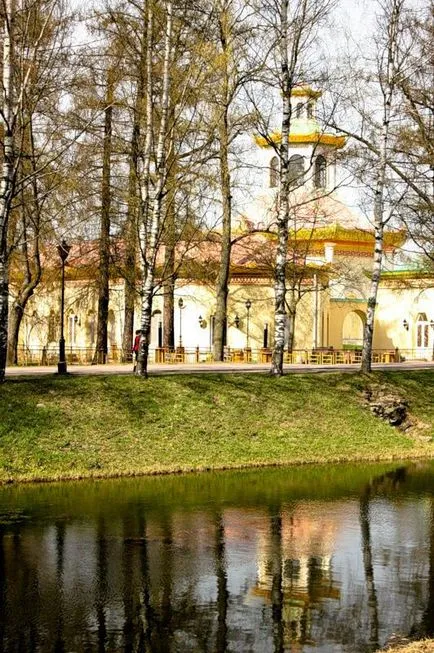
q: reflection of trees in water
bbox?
[420,498,434,638]
[122,509,155,652]
[270,509,284,653]
[214,512,228,653]
[95,517,108,653]
[129,510,217,652]
[254,504,343,651]
[1,464,434,652]
[158,513,173,651]
[360,488,379,653]
[54,521,65,653]
[122,514,135,653]
[0,530,4,649]
[136,511,154,652]
[0,523,41,651]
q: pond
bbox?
[0,461,433,652]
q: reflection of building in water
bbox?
[250,503,351,649]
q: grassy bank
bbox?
[0,370,433,483]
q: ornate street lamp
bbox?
[245,299,252,349]
[178,298,185,347]
[57,240,71,374]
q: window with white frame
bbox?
[416,313,429,348]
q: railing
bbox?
[11,345,433,367]
[15,346,125,366]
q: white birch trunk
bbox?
[0,0,14,382]
[136,0,173,377]
[361,0,401,374]
[271,0,291,376]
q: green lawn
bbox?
[0,370,433,483]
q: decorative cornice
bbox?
[291,86,322,99]
[292,225,406,248]
[254,132,346,149]
[381,268,434,280]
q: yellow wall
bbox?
[375,281,434,358]
[12,257,433,359]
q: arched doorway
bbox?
[342,310,365,349]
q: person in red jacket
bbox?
[132,330,141,371]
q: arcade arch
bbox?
[342,310,365,348]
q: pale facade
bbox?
[11,86,434,363]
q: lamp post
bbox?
[178,298,185,348]
[245,299,252,349]
[57,240,71,375]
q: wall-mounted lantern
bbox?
[403,319,409,331]
[234,314,240,329]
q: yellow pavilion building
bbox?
[10,86,434,364]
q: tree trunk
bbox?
[122,25,147,363]
[361,219,384,373]
[0,0,14,383]
[213,9,232,363]
[137,0,173,377]
[94,69,114,364]
[213,111,231,362]
[271,0,291,376]
[121,114,140,362]
[7,275,40,365]
[162,153,176,350]
[163,268,175,349]
[361,1,400,373]
[7,127,43,366]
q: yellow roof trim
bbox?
[292,225,406,248]
[254,132,346,149]
[291,86,322,99]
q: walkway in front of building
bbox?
[5,360,434,378]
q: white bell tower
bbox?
[255,85,346,196]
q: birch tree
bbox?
[211,1,237,362]
[93,65,115,364]
[255,0,335,376]
[0,0,15,381]
[359,0,399,374]
[134,0,224,375]
[136,0,173,377]
[331,0,424,372]
[0,0,65,381]
[338,0,405,373]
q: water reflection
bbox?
[0,462,433,652]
